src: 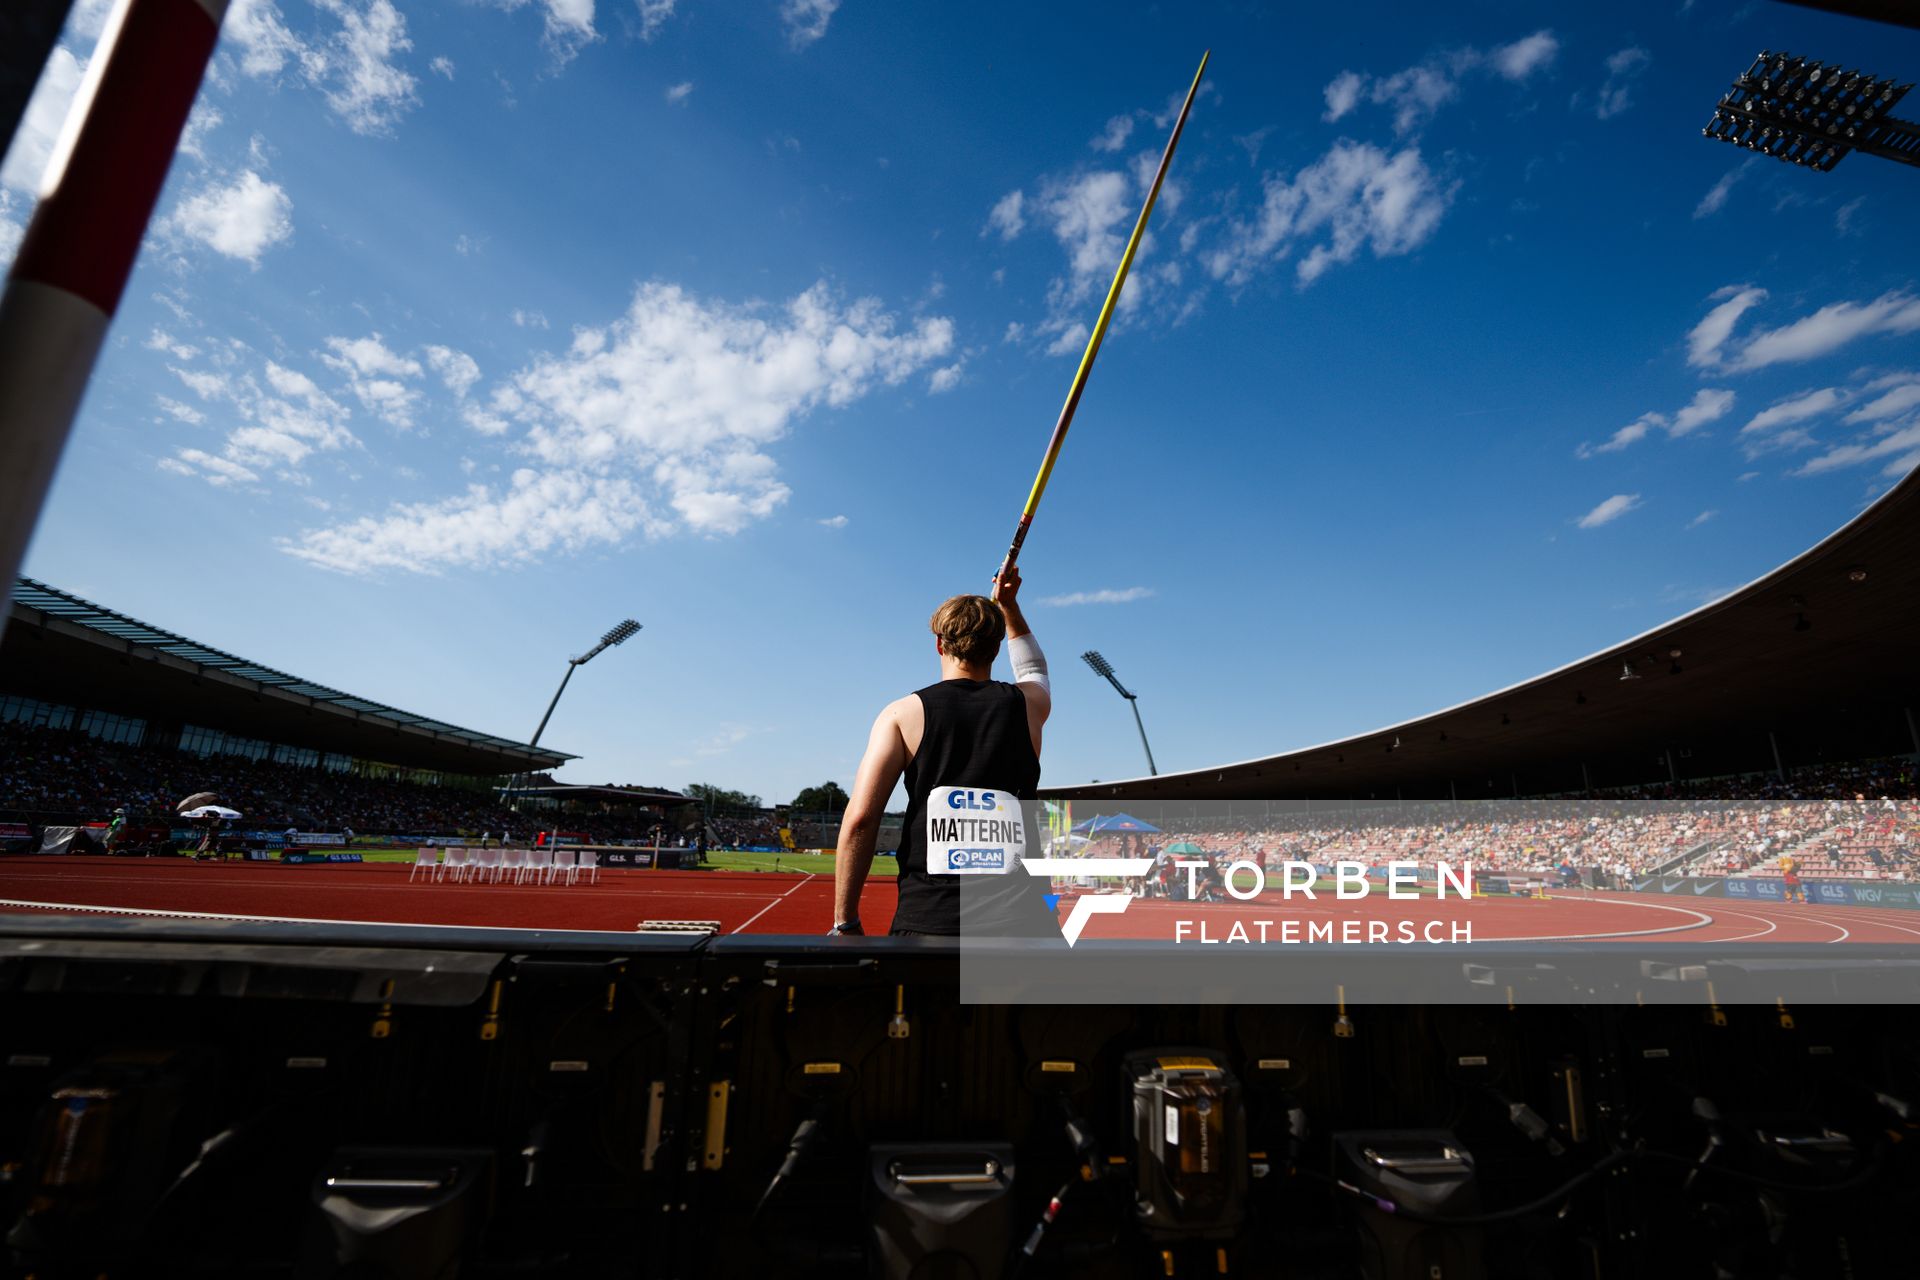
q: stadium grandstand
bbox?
[1046,464,1920,804]
[0,577,703,846]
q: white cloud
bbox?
[1692,160,1752,219]
[780,0,840,48]
[1686,285,1766,368]
[635,0,677,41]
[430,55,455,80]
[1742,387,1842,435]
[1577,411,1662,458]
[320,332,424,426]
[1686,509,1717,529]
[462,403,512,435]
[145,328,201,360]
[1595,47,1650,120]
[817,514,848,528]
[1044,322,1088,357]
[1039,170,1132,301]
[1578,389,1733,457]
[1490,30,1559,80]
[223,0,313,79]
[1319,31,1556,137]
[984,189,1025,240]
[1843,379,1920,425]
[311,0,419,135]
[928,362,963,394]
[1039,587,1155,607]
[177,101,225,163]
[1576,493,1641,528]
[1731,291,1920,372]
[1091,114,1135,152]
[665,80,694,105]
[161,351,357,487]
[156,396,206,425]
[1205,140,1451,288]
[1,46,82,195]
[1794,422,1920,478]
[161,449,260,488]
[66,0,116,39]
[1670,387,1735,437]
[1322,70,1364,123]
[0,189,25,263]
[167,170,294,264]
[286,469,654,573]
[1351,63,1460,136]
[288,281,954,573]
[424,344,481,398]
[513,308,550,329]
[1835,195,1865,237]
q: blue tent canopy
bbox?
[1071,813,1162,834]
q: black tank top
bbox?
[891,679,1049,936]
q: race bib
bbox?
[926,786,1025,875]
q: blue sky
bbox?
[5,0,1919,806]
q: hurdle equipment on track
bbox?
[638,920,722,934]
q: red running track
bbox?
[2,859,1919,945]
[0,858,876,935]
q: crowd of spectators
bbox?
[0,723,679,842]
[1044,759,1920,889]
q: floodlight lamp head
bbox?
[603,619,642,647]
[1081,650,1115,679]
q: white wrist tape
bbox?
[1007,633,1049,693]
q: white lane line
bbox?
[1710,907,1781,943]
[1784,907,1853,942]
[0,897,659,934]
[0,871,799,901]
[729,873,818,935]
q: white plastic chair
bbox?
[502,846,530,884]
[439,846,468,883]
[570,848,599,885]
[471,845,501,883]
[529,845,555,885]
[407,846,438,883]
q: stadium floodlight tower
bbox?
[1081,649,1158,777]
[504,618,641,810]
[1703,51,1918,172]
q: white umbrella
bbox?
[180,805,242,820]
[176,791,220,813]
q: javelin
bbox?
[996,51,1209,581]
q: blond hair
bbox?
[929,594,1005,666]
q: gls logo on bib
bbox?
[927,786,1024,875]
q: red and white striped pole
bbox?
[0,0,227,636]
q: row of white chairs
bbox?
[407,846,600,886]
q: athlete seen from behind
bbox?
[832,567,1054,937]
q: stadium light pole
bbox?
[1702,51,1918,172]
[504,618,641,811]
[1081,650,1158,776]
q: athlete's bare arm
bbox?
[832,695,919,931]
[993,567,1050,756]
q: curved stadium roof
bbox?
[4,579,575,777]
[1045,467,1920,803]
